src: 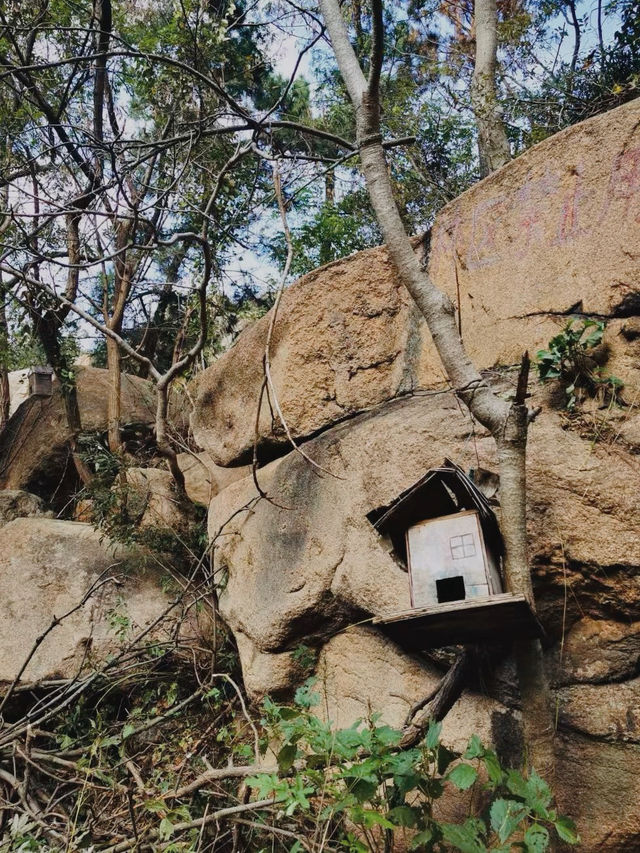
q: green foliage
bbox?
[247,684,579,852]
[106,595,133,642]
[268,188,382,278]
[535,319,623,409]
[518,0,640,140]
[290,643,318,674]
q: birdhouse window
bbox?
[450,533,476,560]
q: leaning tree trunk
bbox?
[471,0,511,178]
[318,0,554,779]
[105,334,122,453]
[0,287,10,431]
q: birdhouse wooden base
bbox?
[372,593,544,650]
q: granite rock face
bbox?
[176,452,251,506]
[0,518,202,685]
[192,98,640,468]
[168,99,640,850]
[208,389,640,657]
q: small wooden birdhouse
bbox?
[368,460,543,648]
[28,366,54,398]
[406,508,502,608]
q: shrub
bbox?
[535,319,623,410]
[247,681,579,852]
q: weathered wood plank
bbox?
[372,593,543,649]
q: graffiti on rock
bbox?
[430,146,640,275]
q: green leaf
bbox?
[343,832,369,852]
[351,808,395,829]
[524,769,552,817]
[409,828,434,850]
[525,824,550,852]
[387,749,422,776]
[506,769,529,800]
[393,772,423,797]
[246,773,279,799]
[121,723,136,740]
[441,818,486,853]
[482,749,505,786]
[158,817,174,840]
[446,763,478,791]
[348,778,378,802]
[387,805,419,828]
[277,743,297,773]
[490,799,528,843]
[464,734,484,759]
[554,815,580,844]
[425,720,442,750]
[278,707,301,720]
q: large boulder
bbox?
[429,97,640,379]
[208,387,640,657]
[192,98,640,467]
[177,452,251,506]
[315,626,505,752]
[0,367,159,495]
[207,385,640,850]
[0,517,202,685]
[196,101,640,850]
[191,243,427,466]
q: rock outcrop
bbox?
[206,388,640,849]
[0,518,201,685]
[0,367,159,495]
[0,489,51,527]
[125,467,193,531]
[193,98,640,467]
[193,99,640,851]
[176,452,251,506]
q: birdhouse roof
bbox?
[367,459,503,564]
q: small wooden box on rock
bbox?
[368,460,542,648]
[406,508,502,608]
[28,366,54,398]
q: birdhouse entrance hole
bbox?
[436,576,465,603]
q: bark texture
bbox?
[471,0,511,177]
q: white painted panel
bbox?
[406,511,489,608]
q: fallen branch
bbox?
[399,648,472,748]
[101,797,277,853]
[164,764,257,801]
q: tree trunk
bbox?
[325,169,335,205]
[318,0,554,777]
[471,0,510,178]
[0,287,10,431]
[106,333,122,453]
[36,320,93,485]
[496,399,555,780]
[155,383,186,495]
